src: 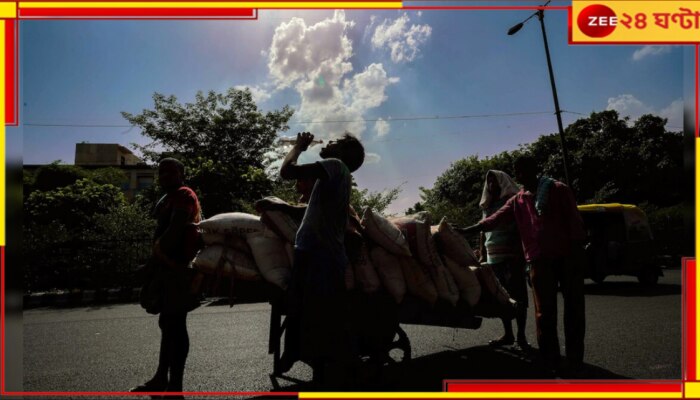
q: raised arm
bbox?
[280,132,327,181]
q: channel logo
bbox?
[577,4,617,38]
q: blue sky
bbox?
[19,9,685,214]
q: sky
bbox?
[19,9,685,214]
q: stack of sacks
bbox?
[195,211,291,290]
[392,213,459,306]
[361,208,515,313]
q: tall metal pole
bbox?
[537,10,571,186]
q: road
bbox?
[22,269,682,394]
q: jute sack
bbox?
[284,242,295,266]
[434,217,479,267]
[443,256,481,306]
[399,255,438,305]
[201,232,251,254]
[198,213,271,237]
[247,233,291,289]
[370,246,406,304]
[259,197,300,243]
[392,213,443,269]
[353,243,380,293]
[470,264,514,306]
[192,245,260,280]
[361,208,411,256]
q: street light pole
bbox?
[537,10,570,186]
[508,3,571,186]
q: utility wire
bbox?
[24,110,584,128]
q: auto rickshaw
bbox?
[577,203,662,285]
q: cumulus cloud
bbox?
[364,152,382,164]
[371,13,432,63]
[632,46,672,61]
[267,11,399,139]
[374,118,390,137]
[606,94,682,128]
[234,85,271,103]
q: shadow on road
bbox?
[260,345,629,394]
[584,282,681,297]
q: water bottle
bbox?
[277,136,324,145]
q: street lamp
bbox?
[508,0,571,186]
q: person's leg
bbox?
[490,319,514,346]
[490,263,515,346]
[165,312,189,392]
[560,254,586,369]
[130,315,170,392]
[529,260,560,369]
[511,260,529,347]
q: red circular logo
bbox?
[577,4,617,38]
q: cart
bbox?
[267,286,515,376]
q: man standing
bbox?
[131,158,202,398]
[460,155,586,375]
[274,131,364,386]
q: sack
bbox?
[399,256,438,305]
[471,264,514,306]
[192,245,260,280]
[201,232,251,254]
[392,213,443,269]
[361,208,411,256]
[353,243,380,293]
[370,246,406,304]
[443,257,481,307]
[198,212,271,237]
[434,217,479,267]
[247,233,292,289]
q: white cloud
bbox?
[632,46,671,61]
[659,99,684,128]
[267,11,355,89]
[234,85,271,104]
[375,118,390,137]
[364,152,382,164]
[372,13,432,63]
[606,94,682,128]
[267,12,399,139]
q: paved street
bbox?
[23,269,682,393]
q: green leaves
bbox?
[123,87,294,215]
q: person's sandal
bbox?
[129,379,168,399]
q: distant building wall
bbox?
[75,143,141,166]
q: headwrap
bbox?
[479,170,520,210]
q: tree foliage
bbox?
[416,111,684,255]
[122,88,295,216]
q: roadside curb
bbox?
[23,287,142,309]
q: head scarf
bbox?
[479,170,520,210]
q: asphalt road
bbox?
[22,269,682,394]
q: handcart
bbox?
[267,286,515,376]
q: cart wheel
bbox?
[386,326,411,364]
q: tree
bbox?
[123,88,295,216]
[350,186,401,216]
[417,111,683,230]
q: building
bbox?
[25,144,156,201]
[75,143,142,166]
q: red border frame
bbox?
[3,2,697,398]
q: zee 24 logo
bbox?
[577,4,652,38]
